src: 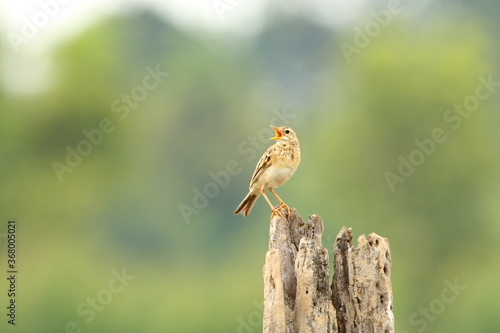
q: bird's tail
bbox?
[234,191,260,216]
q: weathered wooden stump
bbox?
[263,208,393,333]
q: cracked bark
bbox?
[263,208,394,333]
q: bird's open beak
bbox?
[269,126,283,140]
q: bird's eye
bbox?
[285,129,290,134]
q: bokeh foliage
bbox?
[1,3,499,333]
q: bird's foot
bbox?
[270,203,289,221]
[270,207,287,221]
[277,202,291,217]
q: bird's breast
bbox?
[263,165,296,188]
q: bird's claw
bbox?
[277,202,291,217]
[270,203,289,221]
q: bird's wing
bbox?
[249,145,275,188]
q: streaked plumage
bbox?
[234,126,300,218]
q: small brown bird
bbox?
[234,125,300,219]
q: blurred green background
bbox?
[1,1,499,332]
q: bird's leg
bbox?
[268,188,290,217]
[261,188,275,210]
[269,187,285,204]
[261,188,287,221]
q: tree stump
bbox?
[263,208,394,333]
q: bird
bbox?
[234,125,300,219]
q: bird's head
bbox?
[269,126,298,144]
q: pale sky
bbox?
[0,0,369,52]
[0,0,369,94]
